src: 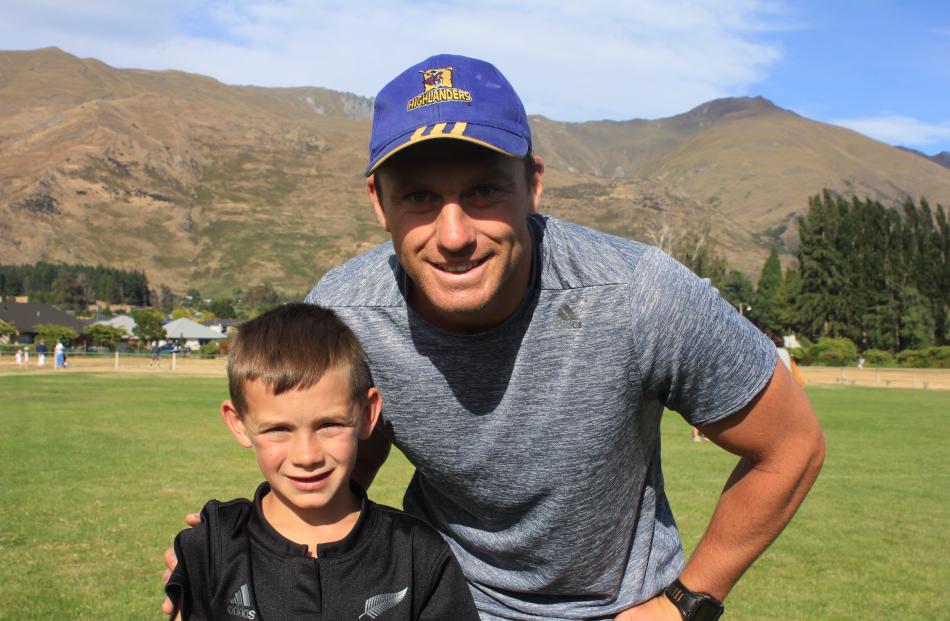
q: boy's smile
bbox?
[221,372,380,542]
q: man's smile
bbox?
[431,256,488,274]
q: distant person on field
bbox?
[15,348,23,368]
[54,341,65,369]
[690,426,708,443]
[771,333,805,386]
[36,340,47,366]
[23,348,29,366]
[151,343,161,367]
[164,303,477,621]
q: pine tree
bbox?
[777,267,802,334]
[719,270,755,312]
[936,204,950,344]
[797,191,851,339]
[750,247,783,334]
[898,286,934,349]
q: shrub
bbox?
[896,346,950,369]
[861,349,895,368]
[198,341,220,359]
[35,324,79,347]
[803,337,858,366]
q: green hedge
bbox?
[895,346,950,369]
[802,337,859,366]
[197,341,220,359]
[861,349,896,368]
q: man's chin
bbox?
[414,290,501,331]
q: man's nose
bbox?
[435,200,476,253]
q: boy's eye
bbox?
[319,421,348,432]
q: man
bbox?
[36,339,47,366]
[165,54,824,620]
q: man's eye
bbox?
[406,191,432,203]
[474,185,497,197]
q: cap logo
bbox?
[407,67,472,111]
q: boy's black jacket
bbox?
[166,482,479,620]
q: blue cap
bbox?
[366,54,532,176]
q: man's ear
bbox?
[528,154,544,214]
[221,400,253,449]
[358,387,383,441]
[367,176,390,232]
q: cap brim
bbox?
[365,125,530,176]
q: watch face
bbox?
[665,580,723,621]
[693,599,724,621]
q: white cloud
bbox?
[832,115,950,150]
[1,0,792,121]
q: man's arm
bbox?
[617,360,825,620]
[351,426,392,490]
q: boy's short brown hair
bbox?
[227,303,372,416]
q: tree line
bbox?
[0,262,150,308]
[673,191,949,357]
[793,191,948,351]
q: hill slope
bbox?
[2,48,949,293]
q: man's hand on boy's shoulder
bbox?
[161,513,203,618]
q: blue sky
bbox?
[4,1,950,154]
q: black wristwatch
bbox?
[664,578,724,620]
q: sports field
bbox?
[1,374,947,620]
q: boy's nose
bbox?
[290,434,325,467]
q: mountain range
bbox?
[2,47,949,296]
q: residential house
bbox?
[0,302,88,344]
[162,317,228,351]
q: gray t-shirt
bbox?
[306,214,776,620]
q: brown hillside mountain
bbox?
[532,98,950,250]
[2,48,949,295]
[898,146,950,170]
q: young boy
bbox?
[165,303,478,620]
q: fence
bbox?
[0,350,227,376]
[798,366,950,390]
[4,350,950,389]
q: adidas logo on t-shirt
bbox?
[227,584,257,619]
[556,303,582,329]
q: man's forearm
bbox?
[679,435,825,600]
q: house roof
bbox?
[0,302,88,334]
[93,314,136,336]
[163,317,227,340]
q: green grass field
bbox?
[1,374,947,620]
